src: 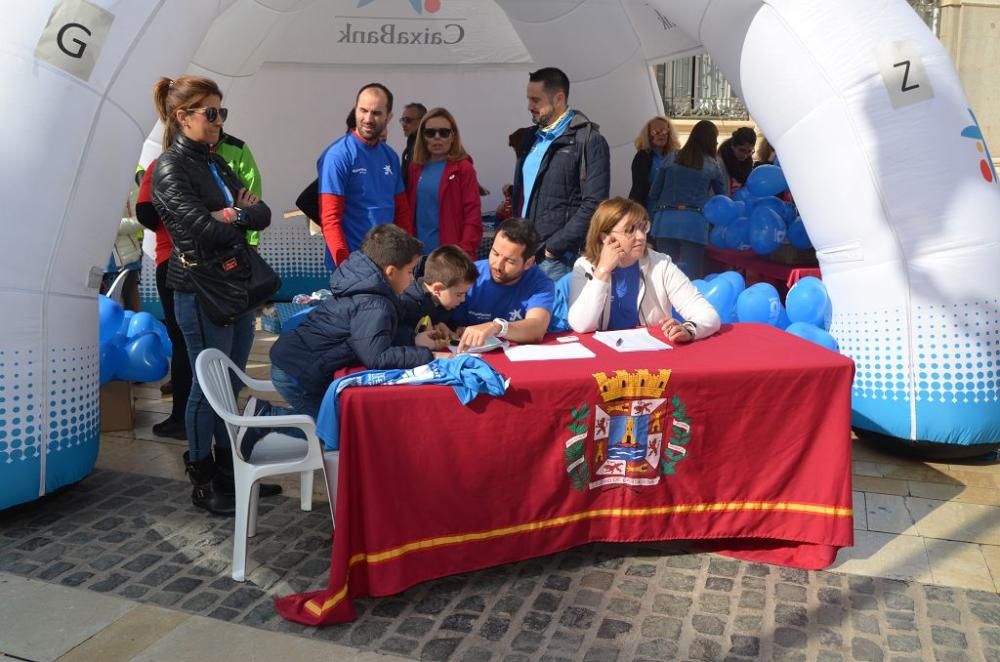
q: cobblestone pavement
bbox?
[3,469,1000,661]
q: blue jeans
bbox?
[174,292,255,461]
[270,364,323,421]
[538,255,572,282]
[652,238,706,280]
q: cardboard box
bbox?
[100,380,135,432]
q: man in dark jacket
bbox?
[268,224,444,420]
[512,67,610,281]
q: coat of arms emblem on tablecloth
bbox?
[564,369,692,490]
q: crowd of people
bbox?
[142,66,764,515]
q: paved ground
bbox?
[3,468,1000,661]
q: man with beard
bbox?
[317,82,412,273]
[512,67,610,282]
[450,219,554,352]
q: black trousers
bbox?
[155,261,192,421]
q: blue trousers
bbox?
[174,292,255,460]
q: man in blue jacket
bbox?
[512,67,611,281]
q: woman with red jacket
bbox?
[406,107,482,258]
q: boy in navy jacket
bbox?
[269,224,445,420]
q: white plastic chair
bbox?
[194,348,339,582]
[105,269,131,304]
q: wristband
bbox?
[681,321,697,338]
[492,317,510,338]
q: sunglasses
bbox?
[400,117,415,124]
[650,128,670,136]
[188,106,228,123]
[423,128,453,139]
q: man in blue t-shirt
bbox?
[451,219,555,352]
[317,82,412,273]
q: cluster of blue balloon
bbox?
[689,273,838,352]
[98,295,172,384]
[704,164,812,255]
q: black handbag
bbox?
[177,243,281,326]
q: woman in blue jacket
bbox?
[646,120,726,279]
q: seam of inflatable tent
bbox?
[36,0,168,497]
[757,2,919,440]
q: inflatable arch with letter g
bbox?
[1,0,998,510]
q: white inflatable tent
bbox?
[1,0,998,510]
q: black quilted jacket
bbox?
[151,134,271,292]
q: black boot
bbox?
[213,446,283,498]
[183,451,235,516]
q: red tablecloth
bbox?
[705,247,821,292]
[275,323,855,626]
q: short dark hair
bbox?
[496,218,540,260]
[345,107,356,132]
[361,225,423,270]
[404,102,427,116]
[423,245,478,288]
[730,127,757,147]
[355,82,394,112]
[528,67,570,99]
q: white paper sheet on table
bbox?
[503,343,596,362]
[592,328,672,352]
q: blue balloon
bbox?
[152,320,172,359]
[127,311,158,339]
[704,195,738,226]
[702,274,719,282]
[701,278,737,321]
[691,279,709,292]
[709,224,730,248]
[99,341,126,385]
[118,310,135,337]
[733,187,752,204]
[736,282,782,325]
[729,218,751,251]
[775,305,791,330]
[751,196,787,219]
[780,202,798,224]
[717,270,746,296]
[117,333,170,383]
[748,207,787,255]
[98,295,124,345]
[785,322,839,352]
[732,201,746,219]
[786,276,833,330]
[746,164,788,197]
[787,217,812,249]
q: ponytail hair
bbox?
[151,75,223,149]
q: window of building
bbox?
[654,0,941,121]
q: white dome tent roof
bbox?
[0,0,997,510]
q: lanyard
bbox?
[207,160,234,207]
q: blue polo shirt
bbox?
[415,160,446,254]
[317,131,404,269]
[521,111,575,216]
[451,260,555,327]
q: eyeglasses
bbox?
[400,117,415,125]
[423,128,453,139]
[650,128,670,136]
[188,107,228,123]
[611,223,650,237]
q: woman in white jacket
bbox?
[567,197,721,343]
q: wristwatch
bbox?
[233,206,245,226]
[492,317,510,339]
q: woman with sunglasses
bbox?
[567,197,719,341]
[150,75,272,516]
[628,116,680,206]
[405,107,483,258]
